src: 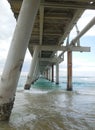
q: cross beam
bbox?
[59,16,95,58]
[34,45,90,52]
[39,57,64,63]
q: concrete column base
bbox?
[0,100,14,121]
[67,87,73,91]
[24,84,31,90]
[31,81,35,84]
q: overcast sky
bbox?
[0,0,95,77]
[0,0,32,75]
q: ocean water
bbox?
[0,76,95,130]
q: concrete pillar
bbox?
[24,46,40,89]
[46,71,48,79]
[0,0,40,121]
[67,51,73,91]
[52,64,54,82]
[50,67,52,81]
[32,59,40,82]
[56,62,59,84]
[44,71,47,79]
[43,71,45,78]
[48,69,50,81]
[49,68,51,81]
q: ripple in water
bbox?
[0,77,95,130]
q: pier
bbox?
[0,0,95,120]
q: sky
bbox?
[0,0,95,77]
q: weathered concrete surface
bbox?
[0,0,40,121]
[24,84,31,90]
[0,99,14,121]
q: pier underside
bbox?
[8,0,94,87]
[8,0,95,74]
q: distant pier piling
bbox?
[67,51,72,91]
[24,46,40,89]
[56,62,59,84]
[52,64,54,82]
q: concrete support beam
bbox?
[56,62,59,84]
[67,46,90,52]
[34,45,90,52]
[24,46,40,89]
[48,69,50,81]
[32,59,40,83]
[59,16,95,58]
[36,61,40,80]
[70,17,95,46]
[46,70,48,80]
[67,51,72,91]
[44,71,47,79]
[59,46,90,60]
[52,65,54,82]
[50,68,52,81]
[39,57,58,63]
[43,71,45,79]
[0,0,40,121]
[40,45,66,51]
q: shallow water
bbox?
[0,77,95,130]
